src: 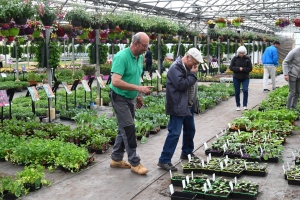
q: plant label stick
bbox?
[186,175,190,184]
[260,146,263,154]
[220,162,224,170]
[182,180,186,188]
[169,184,174,195]
[287,162,290,170]
[224,143,227,149]
[244,161,247,170]
[204,142,208,150]
[226,155,229,161]
[202,160,205,167]
[216,134,219,138]
[292,152,296,160]
[240,149,244,157]
[227,139,230,146]
[207,179,212,189]
[188,154,191,162]
[229,181,234,191]
[207,157,210,164]
[212,173,215,181]
[224,159,228,166]
[234,177,237,185]
[191,171,194,180]
[204,183,207,193]
[238,129,241,135]
[228,123,231,128]
[209,153,211,160]
[282,165,285,173]
[169,170,172,179]
[223,145,226,153]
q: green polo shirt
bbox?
[109,48,143,99]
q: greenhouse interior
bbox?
[1,0,300,199]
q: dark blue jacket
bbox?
[262,45,279,66]
[230,55,252,80]
[166,57,197,116]
[145,50,152,63]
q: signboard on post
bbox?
[43,84,55,98]
[155,70,161,79]
[62,82,72,94]
[27,86,39,101]
[0,90,9,106]
[145,71,151,81]
[96,76,106,88]
[81,80,91,92]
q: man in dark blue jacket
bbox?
[261,41,280,92]
[144,47,152,76]
[157,48,203,171]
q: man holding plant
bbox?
[157,48,203,171]
[109,32,153,175]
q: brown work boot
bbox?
[110,160,131,169]
[131,164,149,175]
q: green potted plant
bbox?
[81,65,96,76]
[64,6,87,27]
[215,17,226,28]
[232,17,244,27]
[35,0,64,26]
[104,13,118,30]
[6,0,35,25]
[0,0,11,23]
[90,12,105,30]
[27,72,37,85]
[178,24,188,36]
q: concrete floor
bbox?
[2,74,300,200]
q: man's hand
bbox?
[191,65,198,73]
[138,86,154,95]
[284,75,289,81]
[136,96,144,109]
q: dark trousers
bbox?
[233,77,249,107]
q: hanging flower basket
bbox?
[0,17,11,24]
[7,36,15,42]
[14,18,27,25]
[216,22,226,28]
[100,31,108,39]
[119,24,128,31]
[18,29,26,36]
[100,23,108,30]
[32,30,41,38]
[293,18,300,27]
[41,17,54,27]
[88,30,96,39]
[233,22,241,27]
[91,24,100,30]
[56,28,65,37]
[108,23,116,30]
[209,24,216,28]
[127,26,133,32]
[8,28,20,36]
[81,21,90,29]
[25,27,34,35]
[0,30,9,37]
[71,19,81,27]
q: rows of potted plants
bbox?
[0,165,51,199]
[172,175,259,200]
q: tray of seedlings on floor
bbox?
[231,180,259,199]
[220,158,244,178]
[171,173,208,187]
[284,165,300,186]
[244,162,267,177]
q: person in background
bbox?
[282,47,300,109]
[109,32,153,175]
[157,48,203,171]
[230,46,253,111]
[261,41,280,92]
[144,47,152,76]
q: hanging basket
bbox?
[71,19,82,27]
[81,21,90,29]
[208,24,215,28]
[119,24,128,31]
[88,30,96,39]
[41,17,54,26]
[8,28,20,36]
[24,27,34,35]
[216,22,226,28]
[127,26,133,32]
[100,23,108,30]
[56,28,65,37]
[18,29,26,36]
[108,23,116,30]
[14,18,27,25]
[295,22,300,27]
[7,36,14,42]
[233,22,241,27]
[91,24,100,30]
[0,30,9,37]
[32,30,41,38]
[0,17,11,24]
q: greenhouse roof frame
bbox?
[54,0,300,34]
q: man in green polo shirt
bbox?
[109,32,153,175]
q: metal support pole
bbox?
[95,29,101,102]
[217,38,220,74]
[45,28,52,114]
[207,35,210,75]
[235,39,238,56]
[72,37,75,74]
[252,41,255,64]
[177,36,182,57]
[257,41,259,64]
[27,41,29,67]
[4,40,7,67]
[15,41,19,80]
[64,39,66,67]
[157,33,161,91]
[227,38,230,61]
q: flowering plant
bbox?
[6,0,35,19]
[294,17,300,24]
[215,18,226,23]
[1,24,10,30]
[232,17,244,23]
[207,20,215,25]
[36,0,65,22]
[275,18,289,27]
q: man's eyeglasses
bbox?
[137,41,149,48]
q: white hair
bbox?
[237,46,247,54]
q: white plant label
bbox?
[169,170,173,179]
[216,134,219,138]
[207,157,210,164]
[224,143,227,149]
[228,123,231,128]
[287,162,290,170]
[282,165,286,173]
[169,184,174,195]
[204,183,207,193]
[212,173,215,181]
[226,155,229,161]
[220,162,224,170]
[182,180,186,188]
[229,181,234,191]
[227,139,230,146]
[240,149,244,157]
[292,152,296,160]
[238,129,241,135]
[244,161,247,170]
[204,142,208,150]
[224,159,228,166]
[1,73,7,78]
[209,153,212,160]
[186,175,190,184]
[223,145,226,153]
[201,160,205,167]
[188,154,191,162]
[260,146,263,154]
[234,177,237,186]
[207,179,212,189]
[191,171,194,180]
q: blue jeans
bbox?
[233,77,249,107]
[159,107,195,164]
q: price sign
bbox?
[81,80,91,92]
[0,90,9,106]
[27,86,39,101]
[62,82,72,94]
[97,76,106,88]
[1,73,7,78]
[43,84,55,98]
[155,70,161,79]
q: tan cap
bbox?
[187,48,204,63]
